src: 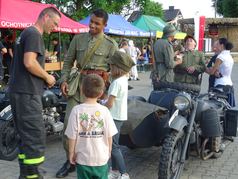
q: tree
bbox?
[212,0,238,17]
[31,0,164,20]
[222,0,238,17]
[32,0,131,20]
[141,0,163,18]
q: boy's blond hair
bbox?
[81,74,105,98]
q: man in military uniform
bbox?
[153,24,182,83]
[174,35,206,85]
[56,9,118,178]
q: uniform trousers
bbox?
[10,93,45,178]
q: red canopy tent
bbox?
[0,0,89,33]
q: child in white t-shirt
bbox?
[65,74,118,179]
[105,51,135,179]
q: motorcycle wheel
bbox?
[0,119,19,161]
[159,130,184,179]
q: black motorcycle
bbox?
[0,86,66,161]
[120,81,238,179]
[154,81,238,179]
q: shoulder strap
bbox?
[79,35,104,72]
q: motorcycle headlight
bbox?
[174,93,191,111]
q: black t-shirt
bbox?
[9,26,45,95]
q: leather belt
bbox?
[81,69,110,89]
[81,69,106,76]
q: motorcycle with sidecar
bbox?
[119,81,238,179]
[0,79,237,179]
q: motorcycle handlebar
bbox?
[153,81,201,94]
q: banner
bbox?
[194,15,206,51]
[198,16,206,51]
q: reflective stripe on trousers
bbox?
[18,154,45,165]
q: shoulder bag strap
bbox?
[79,35,104,73]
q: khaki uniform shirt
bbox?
[174,50,206,84]
[153,38,176,82]
[60,32,118,101]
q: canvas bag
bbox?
[67,36,104,97]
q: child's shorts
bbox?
[76,163,108,179]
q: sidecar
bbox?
[119,90,177,148]
[119,81,201,149]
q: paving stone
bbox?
[180,175,189,179]
[218,169,231,175]
[190,172,202,178]
[221,165,233,172]
[214,175,228,179]
[189,174,202,179]
[201,175,216,179]
[205,170,219,176]
[229,174,238,179]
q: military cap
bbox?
[184,35,197,45]
[162,24,177,38]
[109,51,135,72]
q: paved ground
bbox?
[1,64,238,179]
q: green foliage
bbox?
[31,0,163,20]
[141,0,163,18]
[32,0,130,20]
[31,0,69,11]
[213,0,238,17]
[89,0,130,14]
[222,0,238,17]
[217,0,224,15]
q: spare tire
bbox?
[153,81,201,94]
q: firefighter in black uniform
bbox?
[8,7,61,179]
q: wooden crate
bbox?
[45,62,64,71]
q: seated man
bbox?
[174,35,206,85]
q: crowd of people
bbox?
[118,38,152,80]
[0,6,236,179]
[0,33,62,86]
[153,24,235,107]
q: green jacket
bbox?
[61,32,118,82]
[60,32,118,101]
[153,38,176,82]
[174,50,206,85]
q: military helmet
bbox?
[163,24,177,38]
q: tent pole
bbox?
[58,31,62,76]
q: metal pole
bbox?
[215,0,217,18]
